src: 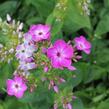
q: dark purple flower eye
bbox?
[57,52,61,57]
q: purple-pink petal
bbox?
[74,36,91,54]
[14,90,24,99]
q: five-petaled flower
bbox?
[47,39,76,70]
[6,76,27,98]
[74,36,91,54]
[28,24,51,42]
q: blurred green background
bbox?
[0,0,109,109]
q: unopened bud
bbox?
[18,23,23,31]
[44,66,49,72]
[18,32,23,38]
[6,14,12,23]
[9,48,14,53]
[53,85,59,93]
[67,103,72,109]
[54,103,58,109]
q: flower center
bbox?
[38,32,43,35]
[80,43,83,48]
[22,50,25,52]
[15,84,19,88]
[57,52,61,57]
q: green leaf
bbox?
[63,0,91,33]
[69,69,82,88]
[104,0,109,8]
[19,86,54,104]
[3,98,29,109]
[73,98,84,109]
[0,1,17,18]
[97,100,109,109]
[0,63,13,89]
[95,14,109,36]
[27,0,55,19]
[46,14,63,40]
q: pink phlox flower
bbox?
[47,39,76,70]
[74,36,91,54]
[6,76,27,98]
[28,24,51,42]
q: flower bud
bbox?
[6,14,12,23]
[44,66,49,72]
[18,23,23,31]
[9,48,14,53]
[53,85,59,93]
[67,103,72,109]
[54,103,58,109]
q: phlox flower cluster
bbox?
[6,23,91,109]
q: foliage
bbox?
[0,0,109,109]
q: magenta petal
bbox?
[14,91,24,98]
[85,40,91,49]
[43,32,50,40]
[68,66,76,71]
[84,49,91,54]
[60,58,71,67]
[7,88,14,96]
[6,79,14,96]
[54,40,66,49]
[80,36,86,42]
[21,83,27,91]
[43,24,51,32]
[51,57,60,68]
[6,79,14,87]
[47,48,57,58]
[64,45,74,58]
[32,35,42,42]
[14,76,23,84]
